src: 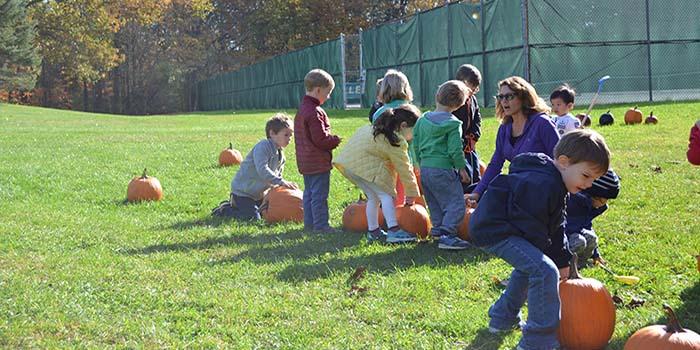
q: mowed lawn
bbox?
[0,102,698,349]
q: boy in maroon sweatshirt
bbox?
[294,69,342,232]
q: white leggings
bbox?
[346,172,398,230]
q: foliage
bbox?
[0,0,40,91]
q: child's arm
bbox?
[387,141,420,198]
[448,123,467,170]
[308,113,341,150]
[544,189,572,269]
[253,143,287,188]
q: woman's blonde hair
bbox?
[379,69,413,103]
[495,76,550,124]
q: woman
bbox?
[466,76,560,204]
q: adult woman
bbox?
[467,76,560,204]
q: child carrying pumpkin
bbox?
[469,129,611,350]
[334,105,422,243]
[212,113,298,220]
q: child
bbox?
[452,64,483,193]
[370,69,414,123]
[294,69,342,233]
[566,169,620,264]
[550,84,581,136]
[334,105,422,243]
[368,78,384,123]
[688,119,700,165]
[469,129,611,350]
[413,80,471,250]
[213,113,297,220]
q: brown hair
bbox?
[495,76,551,124]
[455,64,482,88]
[378,69,413,103]
[265,113,293,138]
[304,69,334,91]
[554,129,610,173]
[436,80,470,109]
[373,104,421,147]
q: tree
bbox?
[0,0,40,91]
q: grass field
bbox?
[0,102,698,349]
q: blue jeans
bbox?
[303,171,331,230]
[484,236,561,350]
[231,194,262,221]
[462,150,481,194]
[420,167,466,235]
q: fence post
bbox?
[521,0,530,81]
[359,28,365,97]
[480,0,489,107]
[645,0,653,101]
[447,3,452,88]
[417,14,424,106]
[340,33,347,110]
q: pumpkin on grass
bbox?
[342,194,386,232]
[645,111,659,124]
[479,160,487,177]
[624,304,700,350]
[219,142,243,166]
[558,254,616,350]
[127,168,163,202]
[395,203,431,239]
[456,207,475,241]
[599,110,615,126]
[624,106,643,125]
[259,186,304,223]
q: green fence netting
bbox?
[198,37,344,111]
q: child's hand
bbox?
[593,257,607,266]
[559,267,570,282]
[464,192,480,207]
[404,197,415,206]
[459,168,470,183]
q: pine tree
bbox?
[0,0,40,90]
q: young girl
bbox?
[370,69,414,123]
[334,105,421,243]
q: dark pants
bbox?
[462,150,481,194]
[303,171,331,231]
[231,194,263,221]
[420,167,466,235]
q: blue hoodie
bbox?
[468,153,572,268]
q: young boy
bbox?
[213,113,297,220]
[566,169,620,264]
[469,129,611,350]
[294,69,342,233]
[688,119,700,165]
[550,85,581,136]
[413,80,471,250]
[452,64,483,193]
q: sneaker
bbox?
[366,229,387,243]
[438,234,472,250]
[385,229,417,243]
[430,230,444,241]
[488,320,525,334]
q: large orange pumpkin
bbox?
[624,304,700,350]
[219,142,243,166]
[342,195,386,232]
[479,160,487,177]
[624,106,643,125]
[127,168,163,202]
[395,204,432,239]
[558,254,616,350]
[259,186,304,223]
[456,207,475,241]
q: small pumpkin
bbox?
[479,160,487,177]
[624,304,700,350]
[342,194,386,232]
[259,186,304,223]
[600,110,615,126]
[558,254,616,350]
[645,111,659,124]
[456,207,475,241]
[219,142,243,166]
[576,113,592,127]
[395,203,432,239]
[127,168,163,202]
[624,106,643,125]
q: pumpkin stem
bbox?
[141,168,148,178]
[229,142,233,149]
[663,304,686,333]
[606,110,610,113]
[568,253,583,280]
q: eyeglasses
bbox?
[495,93,517,101]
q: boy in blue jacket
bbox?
[469,129,611,350]
[566,169,620,264]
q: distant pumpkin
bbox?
[260,186,304,223]
[395,204,432,239]
[624,106,643,125]
[127,168,163,202]
[219,142,243,166]
[600,110,615,126]
[645,111,659,124]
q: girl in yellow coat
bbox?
[334,105,421,243]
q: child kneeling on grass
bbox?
[334,105,422,243]
[212,113,298,220]
[469,129,611,350]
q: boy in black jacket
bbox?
[469,129,611,350]
[452,64,482,192]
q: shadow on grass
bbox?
[460,327,509,350]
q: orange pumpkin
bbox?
[558,254,616,350]
[259,186,304,223]
[479,160,487,177]
[395,204,432,239]
[624,304,700,350]
[456,207,475,241]
[624,106,643,125]
[219,142,243,166]
[342,195,386,232]
[127,168,163,202]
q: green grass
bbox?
[0,102,698,349]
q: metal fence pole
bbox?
[417,14,424,106]
[521,0,530,81]
[447,3,452,86]
[340,33,347,109]
[480,0,488,107]
[645,0,653,101]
